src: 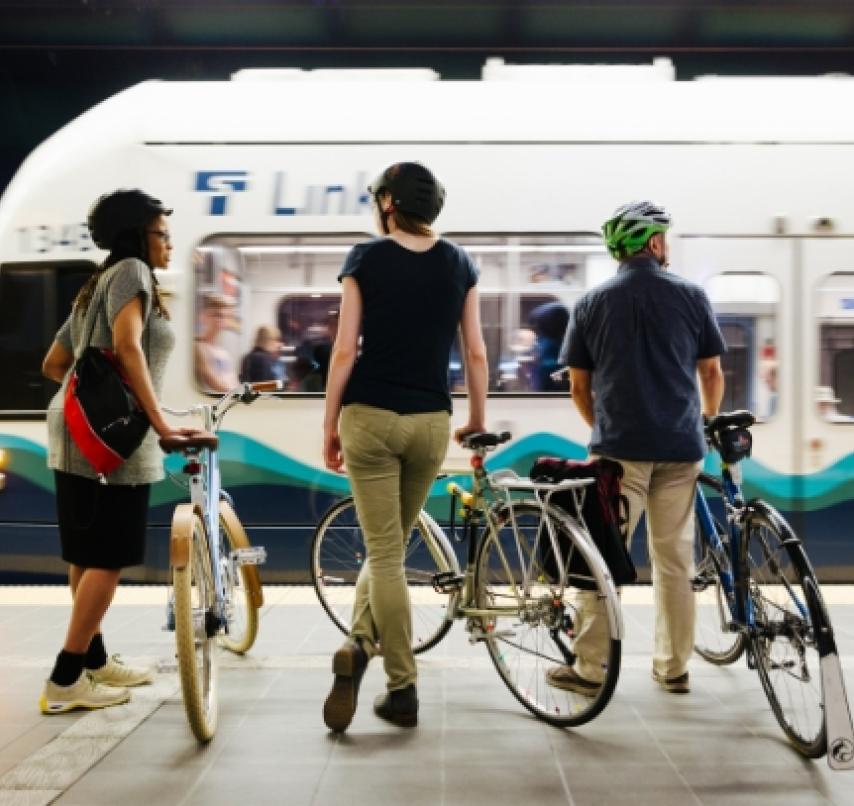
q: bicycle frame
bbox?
[695,461,810,636]
[164,382,278,630]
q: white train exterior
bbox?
[1,59,853,580]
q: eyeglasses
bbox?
[147,229,172,244]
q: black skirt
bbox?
[55,471,151,569]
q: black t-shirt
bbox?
[560,255,726,462]
[339,237,478,414]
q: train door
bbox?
[678,237,797,515]
[800,239,854,577]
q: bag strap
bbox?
[76,273,108,358]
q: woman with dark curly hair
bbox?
[40,189,193,714]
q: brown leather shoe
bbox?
[323,639,369,732]
[545,665,601,696]
[373,684,418,728]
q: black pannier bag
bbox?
[529,457,636,590]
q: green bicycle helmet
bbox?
[601,200,671,259]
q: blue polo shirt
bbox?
[560,255,726,462]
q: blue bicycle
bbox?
[692,411,854,766]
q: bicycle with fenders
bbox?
[692,410,854,767]
[160,380,281,742]
[312,431,624,727]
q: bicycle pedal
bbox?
[691,574,712,593]
[232,546,267,566]
[432,571,464,593]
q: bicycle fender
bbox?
[822,652,854,770]
[220,500,264,609]
[170,503,198,570]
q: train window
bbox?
[704,272,779,420]
[0,261,93,414]
[194,233,606,395]
[194,236,359,393]
[816,273,854,423]
[450,234,607,393]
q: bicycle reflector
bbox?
[715,427,752,464]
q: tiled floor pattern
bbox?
[0,586,852,806]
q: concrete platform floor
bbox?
[0,585,853,806]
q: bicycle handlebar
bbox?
[163,380,285,424]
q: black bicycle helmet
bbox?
[87,189,172,251]
[368,162,446,224]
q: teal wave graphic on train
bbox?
[1,430,853,513]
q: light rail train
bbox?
[1,58,853,581]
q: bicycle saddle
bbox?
[460,431,512,449]
[159,432,219,454]
[705,410,755,434]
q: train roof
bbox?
[22,58,854,149]
[4,58,854,233]
[116,73,854,146]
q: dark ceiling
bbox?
[2,0,854,191]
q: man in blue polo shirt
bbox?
[553,200,725,695]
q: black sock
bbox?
[84,633,108,670]
[50,649,86,687]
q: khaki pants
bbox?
[572,458,700,683]
[340,404,450,691]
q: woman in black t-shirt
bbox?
[322,162,488,732]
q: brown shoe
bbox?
[652,670,690,694]
[545,665,601,696]
[323,639,369,732]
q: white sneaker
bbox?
[40,672,130,715]
[88,654,154,688]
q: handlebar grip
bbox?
[249,380,284,393]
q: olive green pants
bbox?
[340,404,450,691]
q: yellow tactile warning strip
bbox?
[2,584,854,607]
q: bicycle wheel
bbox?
[172,505,219,742]
[742,503,827,758]
[474,500,622,728]
[310,497,457,653]
[217,501,261,655]
[693,515,746,665]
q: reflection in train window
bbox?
[705,272,779,420]
[816,273,854,423]
[0,261,94,412]
[195,234,607,395]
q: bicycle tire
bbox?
[693,515,746,665]
[474,500,622,728]
[172,505,219,742]
[310,496,457,654]
[741,502,828,758]
[217,501,261,655]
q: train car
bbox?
[1,58,853,581]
